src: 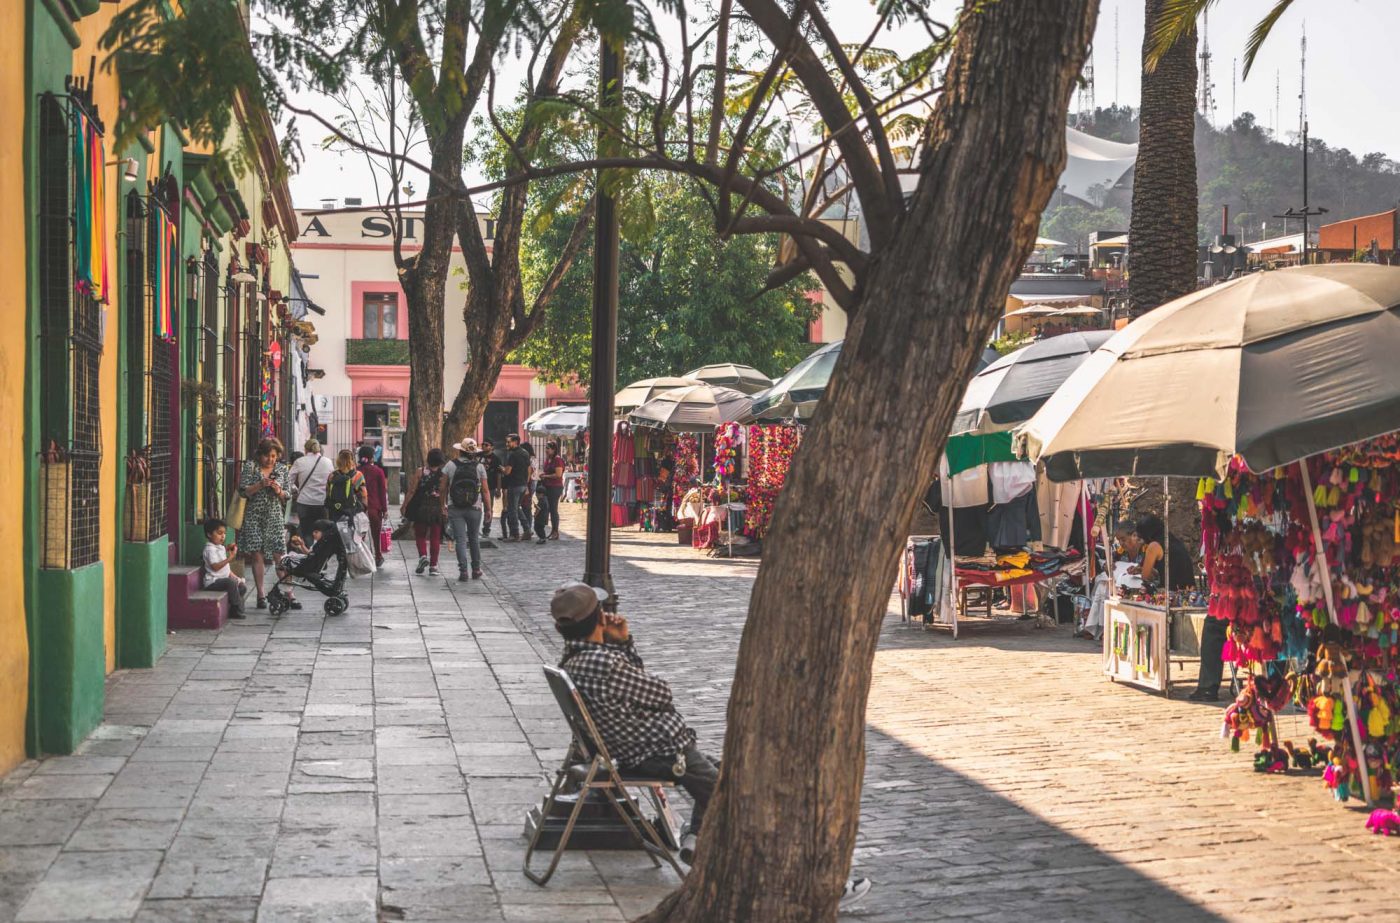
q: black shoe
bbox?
[1188,689,1220,702]
[416,555,430,574]
[288,599,303,611]
[229,610,247,620]
[256,597,267,610]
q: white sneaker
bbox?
[678,832,697,865]
[428,566,441,577]
[839,877,872,910]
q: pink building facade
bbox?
[292,207,585,462]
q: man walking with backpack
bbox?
[444,438,489,580]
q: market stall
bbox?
[1021,264,1400,810]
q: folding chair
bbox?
[523,666,685,885]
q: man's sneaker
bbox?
[415,555,429,574]
[839,878,872,910]
[678,832,697,865]
[428,566,441,577]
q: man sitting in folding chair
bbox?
[550,582,717,865]
[545,583,875,907]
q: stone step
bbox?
[167,564,227,631]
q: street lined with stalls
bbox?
[4,506,1400,921]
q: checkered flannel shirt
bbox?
[560,638,696,767]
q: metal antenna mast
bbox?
[1114,4,1120,106]
[1198,7,1215,125]
[1298,23,1307,140]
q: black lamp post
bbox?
[583,37,622,605]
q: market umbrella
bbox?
[745,341,1002,423]
[614,376,703,411]
[524,404,590,437]
[952,330,1112,437]
[683,363,774,395]
[1004,303,1062,318]
[628,385,754,433]
[1019,264,1400,480]
[1055,305,1103,317]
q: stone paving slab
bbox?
[4,504,1400,921]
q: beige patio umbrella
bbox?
[1019,264,1400,480]
[613,376,703,412]
[627,385,754,433]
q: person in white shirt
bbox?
[288,439,333,540]
[202,519,247,619]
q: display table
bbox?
[1102,598,1207,695]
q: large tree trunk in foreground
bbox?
[1128,0,1198,314]
[637,1,1097,921]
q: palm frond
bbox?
[1243,0,1297,77]
[1145,0,1209,72]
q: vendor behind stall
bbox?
[1132,514,1195,589]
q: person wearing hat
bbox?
[551,581,718,865]
[443,439,489,580]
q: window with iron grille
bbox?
[223,280,240,500]
[122,189,175,542]
[243,287,264,454]
[196,250,221,521]
[37,91,103,570]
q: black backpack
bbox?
[449,461,481,509]
[326,470,359,518]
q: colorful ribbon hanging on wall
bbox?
[260,360,276,437]
[153,205,178,340]
[72,107,109,304]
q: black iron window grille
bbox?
[122,189,175,542]
[37,89,103,570]
[193,250,221,522]
[223,280,241,501]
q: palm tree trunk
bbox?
[1128,0,1199,314]
[635,1,1098,920]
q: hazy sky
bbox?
[287,0,1393,208]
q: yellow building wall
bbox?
[0,0,31,772]
[75,10,127,675]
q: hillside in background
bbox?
[1041,105,1400,251]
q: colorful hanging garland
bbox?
[72,107,109,304]
[713,422,743,480]
[744,424,800,539]
[672,434,699,490]
[260,359,276,437]
[153,205,178,340]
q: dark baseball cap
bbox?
[551,582,607,627]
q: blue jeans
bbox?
[504,486,528,538]
[447,506,482,573]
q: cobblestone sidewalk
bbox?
[5,504,1400,922]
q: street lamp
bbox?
[583,38,623,606]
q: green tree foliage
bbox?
[1044,108,1400,245]
[513,175,820,387]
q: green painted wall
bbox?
[33,565,106,754]
[25,0,83,757]
[117,540,167,668]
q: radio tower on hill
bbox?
[1077,50,1096,126]
[1197,8,1216,126]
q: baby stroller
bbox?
[268,519,350,616]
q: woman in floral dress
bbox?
[239,437,295,609]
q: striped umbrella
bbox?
[628,385,754,433]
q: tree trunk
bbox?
[636,2,1096,921]
[1128,0,1198,314]
[399,128,468,471]
[442,286,513,448]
